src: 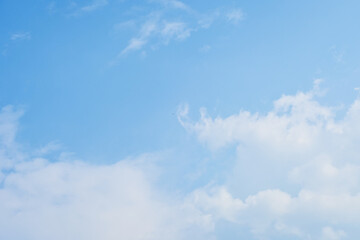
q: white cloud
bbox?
[180,80,360,239]
[10,32,31,41]
[0,159,210,240]
[189,186,245,222]
[3,80,360,239]
[189,185,359,239]
[0,106,212,240]
[179,80,335,151]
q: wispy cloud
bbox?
[0,106,25,170]
[10,32,31,41]
[2,45,8,56]
[113,20,137,31]
[116,4,244,58]
[121,38,147,54]
[330,45,345,63]
[199,44,211,53]
[226,8,244,24]
[47,1,56,14]
[34,141,62,156]
[120,16,158,55]
[119,15,193,56]
[151,0,191,11]
[161,21,191,41]
[68,0,108,16]
[80,0,108,12]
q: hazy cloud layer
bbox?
[0,106,212,240]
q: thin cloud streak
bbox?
[10,32,31,41]
[80,0,108,12]
[116,4,245,58]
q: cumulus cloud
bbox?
[189,185,360,239]
[4,80,359,239]
[0,159,213,240]
[0,106,212,240]
[179,80,360,239]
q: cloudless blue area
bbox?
[1,0,360,172]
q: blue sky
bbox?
[1,0,360,239]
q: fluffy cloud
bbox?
[4,80,360,239]
[0,106,212,240]
[180,80,360,239]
